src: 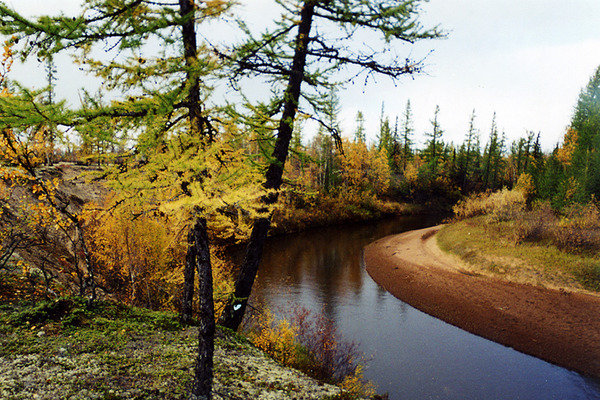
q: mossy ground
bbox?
[0,298,342,400]
[437,217,600,292]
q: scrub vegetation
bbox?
[1,0,600,397]
[439,64,600,294]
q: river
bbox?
[247,215,600,400]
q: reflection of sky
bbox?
[251,216,600,400]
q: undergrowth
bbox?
[443,177,600,291]
[246,306,375,399]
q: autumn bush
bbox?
[247,306,374,398]
[453,181,529,222]
[84,205,234,312]
[513,201,555,243]
[552,202,600,253]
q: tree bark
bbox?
[179,0,207,322]
[187,218,215,400]
[219,1,317,331]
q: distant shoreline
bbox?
[363,225,600,378]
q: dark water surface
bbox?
[249,215,600,400]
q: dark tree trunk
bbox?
[179,0,203,136]
[219,1,317,331]
[187,218,215,400]
[178,4,215,398]
[218,217,271,330]
[179,0,208,322]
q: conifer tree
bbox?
[218,0,442,330]
[459,109,478,189]
[400,99,414,172]
[423,105,444,175]
[482,113,499,189]
[568,65,600,199]
[354,110,366,143]
[0,2,242,398]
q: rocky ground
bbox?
[0,299,343,400]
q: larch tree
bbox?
[218,0,443,330]
[0,1,259,399]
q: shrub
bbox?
[247,306,373,396]
[513,201,554,243]
[452,192,490,219]
[453,187,526,222]
[290,306,361,383]
[545,203,600,253]
[248,309,298,366]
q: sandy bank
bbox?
[364,225,600,378]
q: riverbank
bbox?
[363,225,600,378]
[271,197,425,236]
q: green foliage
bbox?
[422,105,444,174]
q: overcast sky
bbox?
[6,0,600,151]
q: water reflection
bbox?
[249,216,600,400]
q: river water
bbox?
[248,215,600,400]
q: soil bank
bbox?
[363,225,600,378]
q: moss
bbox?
[0,298,342,400]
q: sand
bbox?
[363,225,600,378]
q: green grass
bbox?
[437,216,600,292]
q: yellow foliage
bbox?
[249,310,298,365]
[515,173,535,201]
[337,138,390,196]
[556,127,578,167]
[339,364,376,398]
[565,177,579,202]
[454,187,527,222]
[84,201,234,310]
[404,156,422,184]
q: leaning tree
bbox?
[218,0,443,330]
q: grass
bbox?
[437,216,600,292]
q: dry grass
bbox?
[438,206,600,292]
[453,188,526,222]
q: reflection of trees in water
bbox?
[568,370,600,399]
[251,215,442,325]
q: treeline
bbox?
[281,63,600,211]
[278,95,543,209]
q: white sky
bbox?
[6,0,600,151]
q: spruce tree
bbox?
[569,65,600,199]
[354,110,366,143]
[400,99,414,172]
[423,105,444,175]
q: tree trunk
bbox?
[179,0,207,322]
[219,1,317,331]
[187,218,215,400]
